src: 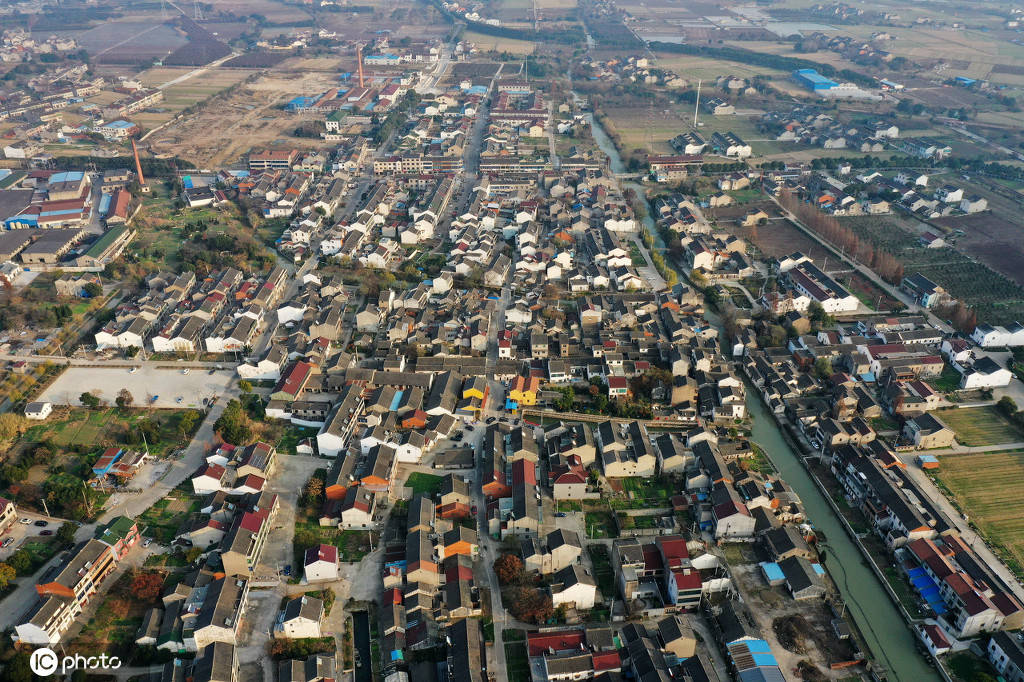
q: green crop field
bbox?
[934,407,1024,447]
[935,449,1024,578]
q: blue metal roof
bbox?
[760,562,785,583]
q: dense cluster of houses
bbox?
[374,493,484,669]
[94,266,289,353]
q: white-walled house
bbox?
[276,596,323,638]
[303,544,339,582]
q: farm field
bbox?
[934,407,1024,447]
[934,213,1024,288]
[601,106,768,155]
[463,31,536,54]
[71,20,186,63]
[741,217,835,262]
[842,214,1024,326]
[652,53,788,80]
[935,449,1024,577]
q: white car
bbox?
[19,518,31,525]
[142,539,152,548]
[129,367,139,374]
[182,368,190,375]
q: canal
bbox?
[583,104,940,681]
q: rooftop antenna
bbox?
[161,0,168,20]
[193,0,203,21]
[693,79,701,128]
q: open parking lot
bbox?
[39,366,235,409]
[0,512,67,561]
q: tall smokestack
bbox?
[132,138,150,193]
[357,44,365,88]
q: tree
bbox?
[177,410,200,438]
[305,476,324,502]
[116,388,134,408]
[2,651,34,682]
[508,586,554,624]
[554,387,575,412]
[997,396,1019,419]
[130,571,164,602]
[238,380,253,394]
[80,392,101,409]
[185,546,203,563]
[56,521,76,545]
[7,549,31,575]
[814,357,834,379]
[213,399,253,445]
[0,562,14,590]
[0,413,27,442]
[494,553,525,586]
[84,281,103,298]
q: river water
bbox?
[583,106,940,681]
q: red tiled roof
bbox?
[527,631,585,657]
[593,652,621,671]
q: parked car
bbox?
[19,518,31,525]
[282,564,292,576]
[555,512,567,518]
[34,520,47,527]
[143,539,152,548]
[129,367,139,374]
[176,397,183,404]
[182,368,190,375]
[208,369,216,375]
[39,530,53,536]
[471,505,478,515]
[486,417,496,424]
[1,538,14,548]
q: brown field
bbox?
[147,71,339,166]
[464,31,536,55]
[741,217,832,261]
[934,213,1024,287]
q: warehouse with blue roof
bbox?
[793,68,838,91]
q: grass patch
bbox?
[276,425,318,455]
[947,651,1000,682]
[883,565,924,616]
[932,366,964,393]
[137,490,200,544]
[293,525,372,572]
[405,472,444,496]
[504,638,530,682]
[587,544,615,598]
[612,477,676,508]
[584,510,616,539]
[935,406,1024,447]
[722,542,754,566]
[23,407,200,458]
